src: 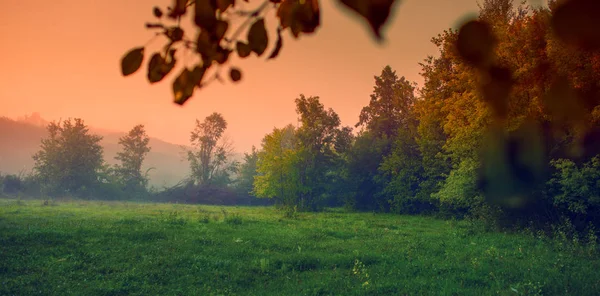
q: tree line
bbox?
[0,113,268,205]
[2,0,599,233]
[0,119,155,200]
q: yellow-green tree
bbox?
[33,119,104,197]
[253,124,304,207]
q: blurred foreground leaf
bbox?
[121,47,145,77]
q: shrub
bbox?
[547,156,600,228]
[2,174,23,195]
[280,204,298,219]
[433,159,483,218]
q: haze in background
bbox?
[0,114,191,188]
[0,0,485,153]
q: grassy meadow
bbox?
[1,198,599,295]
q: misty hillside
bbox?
[0,115,189,188]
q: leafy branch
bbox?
[120,0,399,105]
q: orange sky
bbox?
[0,0,486,153]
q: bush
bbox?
[21,174,43,197]
[153,181,273,206]
[1,174,24,195]
[547,156,600,228]
[91,181,126,200]
[433,159,483,218]
[280,204,298,219]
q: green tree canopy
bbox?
[253,124,302,206]
[32,118,104,197]
[235,145,259,195]
[115,124,152,192]
[187,112,236,186]
[357,65,416,139]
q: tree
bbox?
[115,124,152,192]
[235,145,259,195]
[254,94,351,210]
[547,156,600,224]
[187,112,236,186]
[407,0,600,225]
[344,65,418,211]
[357,65,417,139]
[1,174,24,195]
[32,118,104,197]
[116,0,600,225]
[253,124,303,207]
[343,131,388,210]
[294,94,350,209]
[377,112,430,214]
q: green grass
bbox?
[1,199,599,295]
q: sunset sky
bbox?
[0,0,493,153]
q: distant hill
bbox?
[0,114,190,188]
[0,116,48,174]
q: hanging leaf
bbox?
[236,41,252,58]
[214,20,229,42]
[169,0,188,19]
[217,0,235,12]
[147,52,176,84]
[195,0,217,30]
[173,68,196,105]
[153,7,163,18]
[277,0,295,30]
[216,47,231,64]
[338,0,397,40]
[296,0,320,34]
[277,0,321,38]
[268,27,283,60]
[147,53,164,83]
[456,20,495,68]
[197,30,219,66]
[121,47,144,76]
[551,0,600,51]
[190,65,207,87]
[230,67,242,82]
[248,18,269,56]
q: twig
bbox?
[144,32,164,47]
